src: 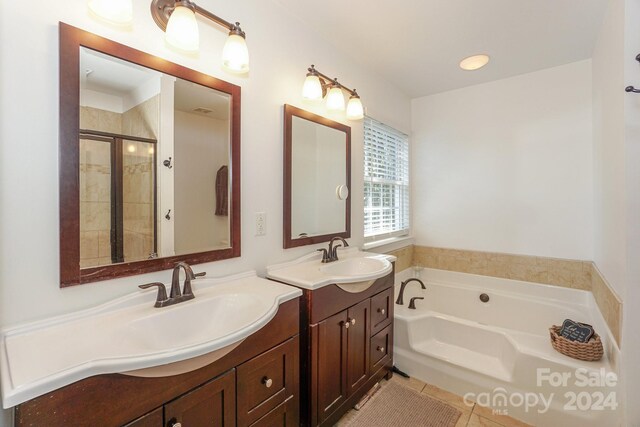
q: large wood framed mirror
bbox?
[59,23,241,286]
[283,105,351,249]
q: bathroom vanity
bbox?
[267,250,396,427]
[2,274,302,427]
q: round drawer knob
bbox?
[351,318,356,325]
[378,308,386,315]
[377,346,385,353]
[169,421,182,427]
[344,321,350,329]
[262,377,273,388]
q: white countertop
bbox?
[0,271,301,408]
[266,247,396,290]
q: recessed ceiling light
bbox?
[460,54,490,71]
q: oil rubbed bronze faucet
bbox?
[139,262,206,308]
[395,278,426,305]
[317,237,350,263]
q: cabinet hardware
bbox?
[377,346,385,353]
[168,418,181,427]
[344,321,350,329]
[163,157,173,168]
[262,377,273,388]
[165,209,171,220]
[350,318,356,325]
[378,308,385,315]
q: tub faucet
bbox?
[395,278,426,305]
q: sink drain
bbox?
[479,293,490,303]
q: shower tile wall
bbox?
[121,96,158,262]
[79,97,158,266]
[79,106,121,267]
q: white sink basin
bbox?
[0,272,301,408]
[320,257,389,278]
[267,248,394,290]
[126,293,263,352]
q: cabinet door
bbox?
[316,310,349,424]
[165,369,236,427]
[347,298,370,394]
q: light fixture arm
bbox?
[151,0,245,37]
[308,65,358,97]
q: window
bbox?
[364,117,410,241]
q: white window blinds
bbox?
[364,117,410,240]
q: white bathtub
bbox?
[393,268,621,427]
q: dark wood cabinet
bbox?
[165,369,236,427]
[347,299,370,394]
[122,408,163,427]
[14,299,300,427]
[315,310,349,423]
[288,266,395,427]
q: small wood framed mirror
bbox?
[283,105,351,248]
[59,23,241,286]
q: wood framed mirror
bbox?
[283,105,351,249]
[59,23,241,286]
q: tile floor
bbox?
[336,375,533,427]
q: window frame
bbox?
[363,116,410,243]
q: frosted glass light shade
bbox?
[165,5,200,53]
[302,74,323,101]
[88,0,133,24]
[222,34,250,73]
[346,95,364,120]
[326,86,345,111]
[459,54,490,71]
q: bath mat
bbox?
[341,380,462,427]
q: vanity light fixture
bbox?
[150,0,249,73]
[301,65,364,120]
[459,54,490,71]
[88,0,133,25]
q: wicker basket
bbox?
[549,325,603,361]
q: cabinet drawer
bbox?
[122,407,162,427]
[370,287,393,335]
[249,397,298,427]
[370,324,391,372]
[237,337,298,426]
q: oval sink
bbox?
[320,257,390,279]
[127,293,263,352]
[266,249,394,290]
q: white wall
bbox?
[174,111,229,252]
[592,0,640,424]
[592,0,627,300]
[0,0,410,422]
[411,60,594,260]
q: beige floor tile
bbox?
[472,405,532,427]
[389,374,427,393]
[421,383,473,411]
[467,413,504,427]
[455,408,473,427]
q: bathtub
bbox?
[393,268,621,427]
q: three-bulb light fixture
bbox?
[88,0,249,73]
[302,65,364,120]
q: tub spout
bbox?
[396,278,426,305]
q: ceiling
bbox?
[273,0,608,97]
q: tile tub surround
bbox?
[591,265,622,346]
[387,245,414,272]
[385,245,622,346]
